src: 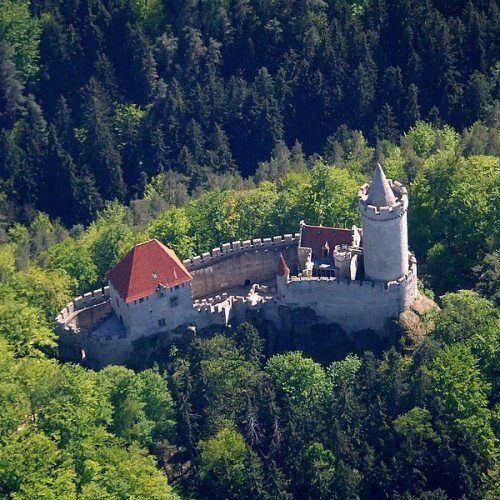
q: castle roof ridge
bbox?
[107,239,192,303]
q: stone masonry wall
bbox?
[56,287,111,362]
[56,286,110,329]
[282,257,418,333]
[183,234,300,299]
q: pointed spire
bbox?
[366,164,397,207]
[276,254,290,276]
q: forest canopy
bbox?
[0,0,499,498]
[0,0,498,226]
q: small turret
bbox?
[358,164,409,282]
[276,254,290,296]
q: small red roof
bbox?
[107,239,192,303]
[300,224,352,259]
[276,254,290,276]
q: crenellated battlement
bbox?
[57,286,111,328]
[182,234,299,272]
[288,253,416,289]
[358,180,408,220]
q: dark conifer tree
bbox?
[380,66,404,119]
[373,104,399,143]
[14,95,48,206]
[37,10,72,114]
[74,169,104,225]
[404,83,421,129]
[465,71,492,124]
[39,126,78,225]
[177,145,198,177]
[121,23,158,104]
[145,125,170,176]
[245,68,284,174]
[94,52,121,102]
[350,49,377,131]
[185,119,206,166]
[206,124,237,173]
[0,43,25,129]
[82,78,126,201]
[53,96,75,155]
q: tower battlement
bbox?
[358,179,408,220]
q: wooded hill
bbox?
[0,0,498,225]
[0,1,499,498]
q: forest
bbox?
[0,0,499,498]
[0,0,499,226]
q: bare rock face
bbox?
[398,293,440,349]
[410,293,440,316]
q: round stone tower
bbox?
[358,164,409,282]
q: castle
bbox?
[57,165,428,368]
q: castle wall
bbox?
[56,287,112,362]
[282,258,417,333]
[182,235,300,299]
[110,281,195,338]
[83,334,134,368]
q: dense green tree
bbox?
[7,265,71,321]
[44,237,99,295]
[0,431,77,498]
[13,95,48,206]
[79,438,178,499]
[0,42,25,128]
[0,0,41,82]
[82,78,126,201]
[302,162,360,227]
[266,351,328,410]
[475,250,500,306]
[0,298,56,356]
[426,344,496,463]
[198,427,265,499]
[148,207,195,259]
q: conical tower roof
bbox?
[366,164,397,207]
[276,254,290,276]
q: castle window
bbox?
[158,318,166,327]
[116,298,119,307]
[170,297,178,307]
[175,284,179,290]
[139,298,144,303]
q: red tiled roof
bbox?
[276,254,290,276]
[300,224,352,259]
[107,239,192,303]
